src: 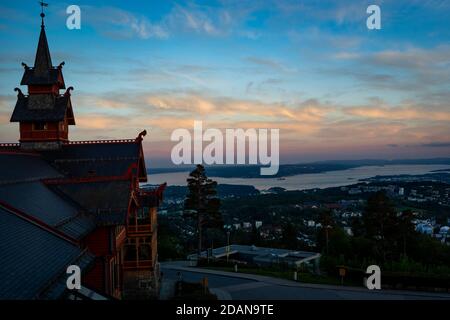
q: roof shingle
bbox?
[10,94,72,123]
[0,153,62,184]
[0,207,93,299]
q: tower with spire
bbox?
[10,7,75,150]
[0,5,165,300]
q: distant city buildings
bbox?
[158,170,450,254]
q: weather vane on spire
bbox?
[38,1,48,26]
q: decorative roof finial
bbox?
[64,86,74,96]
[136,130,147,142]
[14,87,24,98]
[38,1,48,27]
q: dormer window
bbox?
[33,122,47,130]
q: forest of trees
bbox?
[158,171,450,284]
[316,192,450,277]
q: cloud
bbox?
[244,56,296,73]
[238,30,261,40]
[316,120,407,140]
[82,0,328,42]
[165,5,226,36]
[1,1,449,162]
[82,3,260,40]
[332,52,361,60]
[245,78,290,97]
[84,6,169,39]
[67,89,338,144]
[369,45,450,71]
[0,112,9,124]
[75,94,128,109]
[68,88,450,151]
[0,95,14,124]
[319,44,450,97]
[345,105,450,122]
[2,85,450,161]
[75,113,127,130]
[138,91,333,123]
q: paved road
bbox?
[161,262,450,300]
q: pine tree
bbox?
[362,191,399,262]
[281,223,298,249]
[398,209,415,258]
[184,165,223,257]
[317,210,335,255]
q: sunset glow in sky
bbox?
[0,0,449,166]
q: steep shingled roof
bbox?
[34,25,52,74]
[0,206,94,299]
[0,182,95,240]
[10,94,74,123]
[53,180,132,226]
[20,25,65,88]
[42,140,147,180]
[0,152,62,184]
[0,152,96,240]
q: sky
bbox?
[0,0,449,167]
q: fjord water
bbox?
[147,164,450,191]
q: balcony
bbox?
[123,241,155,271]
[115,227,127,251]
[127,223,156,236]
[123,259,153,270]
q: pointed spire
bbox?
[20,4,66,89]
[34,2,52,76]
[33,24,53,76]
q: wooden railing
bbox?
[123,259,153,270]
[127,224,155,235]
[0,143,20,147]
[116,227,127,251]
[67,139,135,145]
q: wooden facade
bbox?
[19,120,69,142]
[5,14,165,300]
[122,188,164,299]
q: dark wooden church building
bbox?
[0,11,165,299]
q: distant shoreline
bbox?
[147,158,450,179]
[147,164,450,191]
